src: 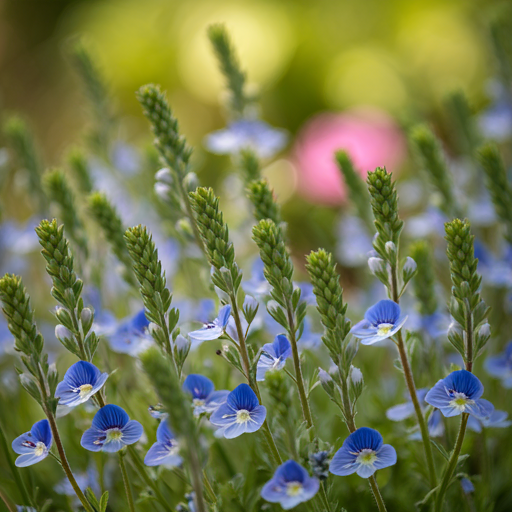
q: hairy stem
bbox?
[390,263,437,487]
[435,414,469,512]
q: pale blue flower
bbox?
[485,341,512,387]
[55,361,108,407]
[257,335,292,381]
[188,305,231,344]
[108,309,152,356]
[350,300,407,345]
[144,419,182,467]
[210,383,266,439]
[330,427,397,478]
[205,120,288,158]
[81,404,143,452]
[261,460,319,510]
[12,420,52,467]
[467,410,511,433]
[425,370,494,419]
[182,374,229,416]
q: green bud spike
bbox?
[240,149,261,183]
[44,169,88,256]
[409,241,438,317]
[67,147,93,195]
[207,23,248,116]
[445,219,489,368]
[3,116,47,213]
[335,151,373,232]
[410,125,459,217]
[140,348,207,512]
[136,84,192,178]
[246,179,281,225]
[88,192,137,287]
[366,167,404,258]
[445,90,478,156]
[477,143,512,243]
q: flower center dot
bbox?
[377,323,394,336]
[79,384,93,397]
[286,481,303,497]
[106,428,123,442]
[34,442,46,457]
[357,449,377,466]
[193,398,205,407]
[236,409,251,423]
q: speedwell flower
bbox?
[205,119,288,158]
[350,299,407,345]
[188,305,231,343]
[210,383,266,439]
[330,427,397,478]
[108,309,152,356]
[182,374,229,416]
[81,404,143,452]
[144,419,182,467]
[467,410,511,433]
[55,361,108,407]
[425,370,494,419]
[256,334,292,381]
[485,341,512,388]
[12,419,52,467]
[260,460,320,510]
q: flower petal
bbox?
[373,444,397,470]
[227,383,259,411]
[92,404,129,431]
[182,374,215,400]
[466,398,494,420]
[386,403,415,421]
[121,420,143,445]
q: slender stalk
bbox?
[0,487,16,512]
[203,470,217,506]
[319,484,333,512]
[464,300,473,372]
[390,263,437,487]
[127,447,172,511]
[285,300,314,431]
[0,422,34,508]
[340,369,387,512]
[187,439,207,512]
[119,452,136,512]
[46,412,95,512]
[435,414,469,512]
[230,297,282,465]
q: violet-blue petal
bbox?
[183,374,215,400]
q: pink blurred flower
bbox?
[294,108,406,204]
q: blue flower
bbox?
[260,460,320,510]
[425,370,494,419]
[257,335,292,381]
[55,463,100,497]
[187,305,231,344]
[350,300,408,345]
[210,383,266,439]
[485,341,512,388]
[460,477,475,494]
[144,419,182,467]
[297,317,323,351]
[81,404,143,452]
[12,419,52,467]
[108,309,152,356]
[182,374,229,416]
[336,215,373,267]
[330,427,397,478]
[242,258,270,299]
[467,410,511,433]
[55,361,108,407]
[205,119,288,158]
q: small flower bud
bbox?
[403,257,417,274]
[350,366,363,384]
[80,307,93,331]
[55,324,73,341]
[385,241,396,254]
[478,323,491,338]
[309,451,331,481]
[155,167,173,184]
[155,182,172,200]
[182,172,199,192]
[368,257,385,275]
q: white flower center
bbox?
[377,323,394,336]
[79,384,93,397]
[34,442,46,457]
[193,398,206,407]
[106,428,123,443]
[356,448,377,466]
[286,481,303,497]
[236,409,251,423]
[449,392,473,411]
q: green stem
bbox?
[46,412,95,512]
[230,296,282,466]
[319,484,333,512]
[119,452,136,512]
[127,447,172,511]
[285,299,314,433]
[435,414,469,512]
[339,368,387,512]
[203,470,217,506]
[390,263,437,488]
[0,487,16,512]
[0,422,34,508]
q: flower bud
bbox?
[155,167,173,184]
[350,366,363,384]
[385,241,396,254]
[478,323,491,338]
[368,257,385,275]
[55,324,73,341]
[155,182,172,200]
[403,257,417,274]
